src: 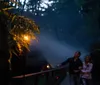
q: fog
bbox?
[29,33,88,67]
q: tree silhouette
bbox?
[0,1,39,84]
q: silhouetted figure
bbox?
[80,55,93,85]
[60,51,82,85]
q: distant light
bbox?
[36,5,39,10]
[19,0,59,16]
[34,10,36,12]
[37,1,40,3]
[40,0,55,9]
[41,14,44,16]
[16,6,18,9]
[41,0,54,6]
[47,65,50,69]
[24,9,27,11]
[40,3,48,9]
[52,9,55,11]
[35,13,37,15]
[79,10,81,14]
[39,7,42,11]
[9,2,11,4]
[41,9,46,11]
[20,0,29,5]
[12,3,15,6]
[29,10,32,12]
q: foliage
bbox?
[8,15,39,56]
[0,1,40,67]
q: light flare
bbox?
[23,35,30,41]
[47,64,50,69]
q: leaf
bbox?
[11,15,16,23]
[9,15,40,56]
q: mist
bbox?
[29,33,88,67]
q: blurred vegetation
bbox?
[0,0,40,70]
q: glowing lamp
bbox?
[23,35,30,41]
[47,64,50,69]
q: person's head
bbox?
[74,51,81,58]
[84,55,92,63]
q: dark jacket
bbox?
[61,57,82,75]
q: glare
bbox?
[20,0,24,5]
[23,35,30,41]
[16,6,18,9]
[19,0,60,15]
[9,2,11,4]
[40,3,48,9]
[41,0,54,6]
[13,3,15,6]
[40,0,55,9]
[29,10,32,12]
[39,7,42,11]
[24,9,27,11]
[47,65,50,69]
[20,0,29,5]
[37,1,40,3]
[41,9,46,11]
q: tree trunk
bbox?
[0,12,10,85]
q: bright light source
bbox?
[23,35,30,41]
[47,65,50,69]
[39,7,42,11]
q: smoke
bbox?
[30,33,87,67]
